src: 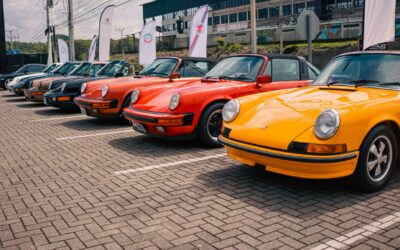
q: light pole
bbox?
[68,0,75,61]
[116,28,125,60]
[0,0,6,73]
[250,0,257,53]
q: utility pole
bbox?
[68,0,75,61]
[116,28,125,60]
[279,5,284,54]
[6,30,19,50]
[46,0,53,65]
[250,0,257,53]
[0,0,7,73]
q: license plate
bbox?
[43,97,48,105]
[80,107,87,115]
[133,122,147,134]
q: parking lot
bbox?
[0,91,399,250]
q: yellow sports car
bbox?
[219,51,400,192]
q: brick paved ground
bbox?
[0,91,399,250]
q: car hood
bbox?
[0,72,23,79]
[133,79,245,112]
[228,86,400,150]
[65,76,109,88]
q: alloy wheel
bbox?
[366,135,392,182]
[207,109,223,142]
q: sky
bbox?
[4,0,155,43]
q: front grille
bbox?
[222,127,232,138]
[288,142,308,153]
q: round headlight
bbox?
[169,93,180,110]
[101,85,109,98]
[81,83,87,94]
[222,100,240,123]
[60,82,66,92]
[314,109,340,140]
[131,90,140,104]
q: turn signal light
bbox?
[306,143,347,154]
[57,96,71,102]
[158,118,183,125]
[92,103,110,108]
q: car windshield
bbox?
[97,61,124,76]
[204,56,264,82]
[43,64,57,73]
[55,63,79,74]
[69,63,91,76]
[313,54,400,88]
[15,65,28,73]
[139,58,179,77]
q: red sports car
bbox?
[123,54,320,147]
[74,57,214,119]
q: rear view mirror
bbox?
[256,75,272,84]
[169,73,181,81]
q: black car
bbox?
[12,62,80,96]
[44,60,132,109]
[0,64,47,89]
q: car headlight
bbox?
[131,90,140,104]
[169,93,180,110]
[222,99,240,123]
[101,85,109,98]
[314,109,340,140]
[81,83,87,93]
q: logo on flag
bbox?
[196,23,204,34]
[144,34,153,43]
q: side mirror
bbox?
[169,73,181,81]
[115,72,124,78]
[256,75,272,86]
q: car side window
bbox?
[307,63,319,80]
[178,61,211,77]
[262,61,272,76]
[271,59,300,81]
[28,65,42,72]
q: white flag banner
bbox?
[88,35,98,62]
[58,39,69,63]
[189,5,209,58]
[99,5,115,61]
[139,21,156,66]
[363,0,396,50]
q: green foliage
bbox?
[213,37,243,59]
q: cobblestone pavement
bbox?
[0,91,399,250]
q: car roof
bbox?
[229,53,302,60]
[340,50,400,56]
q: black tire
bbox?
[198,102,225,147]
[352,125,397,193]
[120,95,132,124]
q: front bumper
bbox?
[219,136,359,179]
[44,92,78,109]
[24,87,45,102]
[74,97,119,118]
[123,107,196,138]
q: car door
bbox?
[255,58,310,93]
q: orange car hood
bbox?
[229,86,399,150]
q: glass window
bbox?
[213,16,220,25]
[229,13,237,23]
[269,7,279,17]
[221,15,228,24]
[238,11,247,21]
[272,59,300,81]
[313,54,400,88]
[258,8,268,19]
[70,63,91,76]
[205,56,265,82]
[283,5,292,16]
[263,61,272,76]
[178,61,212,77]
[208,17,213,26]
[307,1,316,10]
[139,58,179,77]
[294,3,305,14]
[307,63,320,79]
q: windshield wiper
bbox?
[219,75,253,81]
[349,79,381,87]
[377,81,400,86]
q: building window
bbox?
[229,13,238,23]
[354,0,364,7]
[213,16,220,25]
[221,15,228,24]
[294,3,305,14]
[208,17,213,26]
[269,7,279,17]
[258,8,268,19]
[238,11,247,21]
[173,23,176,31]
[337,0,352,9]
[283,5,292,16]
[307,1,316,10]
